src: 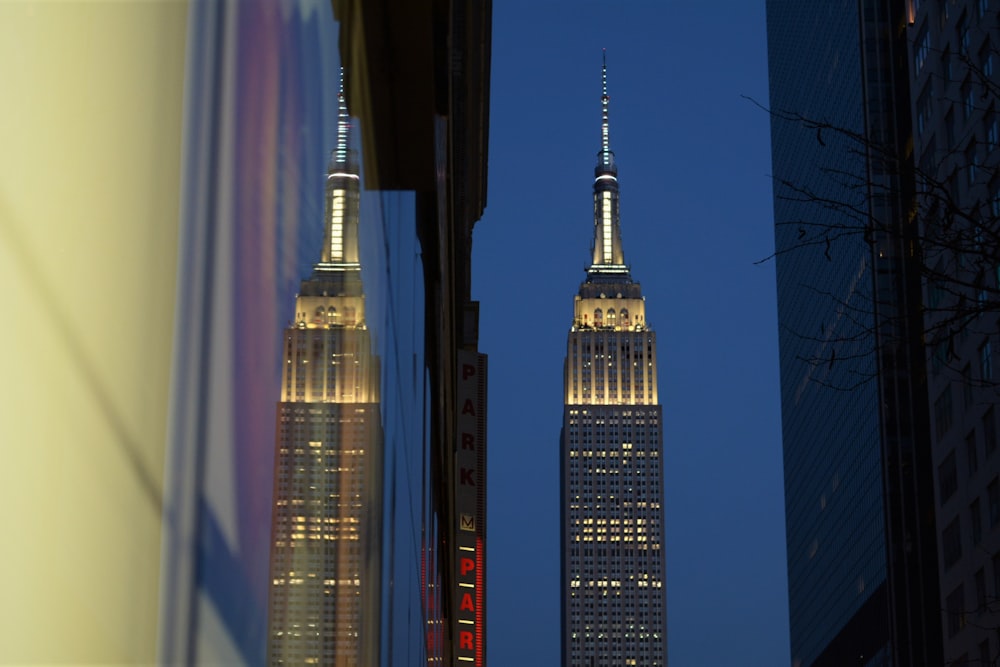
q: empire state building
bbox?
[561,56,667,667]
[267,81,382,666]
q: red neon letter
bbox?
[460,630,474,650]
[460,592,475,612]
[463,363,476,380]
[461,399,476,416]
[460,557,475,576]
[462,433,475,450]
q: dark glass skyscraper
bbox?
[560,57,667,667]
[766,2,942,665]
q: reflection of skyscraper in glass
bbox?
[561,55,667,667]
[267,77,382,667]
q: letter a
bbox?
[460,592,475,612]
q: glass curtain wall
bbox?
[159,2,440,665]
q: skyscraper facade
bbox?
[267,87,384,666]
[560,59,667,667]
[907,2,1000,663]
[767,2,942,666]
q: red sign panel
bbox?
[454,351,486,665]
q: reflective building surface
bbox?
[766,1,941,665]
[159,1,491,665]
[560,59,667,667]
[267,83,384,665]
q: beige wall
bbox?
[0,2,187,662]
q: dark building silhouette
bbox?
[766,2,942,665]
[908,2,1000,663]
[560,56,667,667]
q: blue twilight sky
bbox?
[474,2,788,666]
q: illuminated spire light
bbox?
[335,66,350,166]
[317,66,361,272]
[589,51,627,274]
[601,49,611,168]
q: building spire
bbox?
[600,49,612,169]
[334,66,351,168]
[588,50,628,278]
[317,66,361,269]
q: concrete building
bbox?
[907,1,1000,663]
[560,57,667,667]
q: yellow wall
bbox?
[0,2,187,662]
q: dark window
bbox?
[987,407,998,457]
[981,39,994,79]
[917,83,933,136]
[929,280,946,313]
[936,386,955,438]
[944,516,963,569]
[941,450,959,503]
[982,341,994,382]
[972,498,983,546]
[959,13,970,56]
[915,25,931,74]
[963,365,974,407]
[994,552,1000,600]
[967,142,979,185]
[977,568,988,616]
[989,478,1000,526]
[947,584,966,636]
[967,430,979,476]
